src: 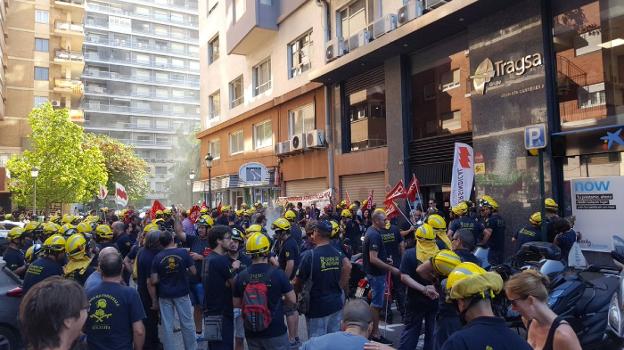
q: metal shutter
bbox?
[340,172,386,202]
[285,178,328,197]
[408,132,472,186]
[344,65,385,95]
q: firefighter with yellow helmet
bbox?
[448,201,485,245]
[4,227,27,276]
[22,234,66,293]
[64,233,95,286]
[512,212,542,251]
[478,195,506,265]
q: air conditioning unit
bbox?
[51,100,61,107]
[424,0,448,11]
[397,0,424,26]
[290,133,305,152]
[372,14,397,39]
[348,30,371,51]
[325,38,348,62]
[305,129,326,149]
[275,140,291,155]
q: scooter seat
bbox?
[520,241,562,260]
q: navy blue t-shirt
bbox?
[233,263,293,339]
[290,224,303,247]
[296,244,344,318]
[151,247,193,298]
[344,220,362,252]
[399,248,437,314]
[278,236,300,280]
[485,214,505,251]
[3,247,24,272]
[363,226,388,276]
[440,316,532,350]
[115,234,135,258]
[134,247,158,294]
[449,216,485,243]
[381,225,403,267]
[22,257,64,293]
[202,252,234,315]
[85,281,146,350]
[514,225,541,249]
[185,235,210,284]
[231,252,252,275]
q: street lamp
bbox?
[30,166,39,217]
[204,153,213,208]
[189,169,196,207]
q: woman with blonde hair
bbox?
[505,269,582,350]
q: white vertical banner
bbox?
[115,182,128,207]
[450,142,474,207]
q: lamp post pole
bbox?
[189,170,196,208]
[204,153,214,208]
[31,167,39,218]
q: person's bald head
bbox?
[341,299,372,331]
[111,221,125,236]
[99,250,123,278]
[454,228,475,251]
[98,246,119,264]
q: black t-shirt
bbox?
[3,247,24,272]
[485,214,506,251]
[115,234,135,258]
[296,244,344,318]
[399,248,437,314]
[185,235,210,284]
[290,224,303,247]
[216,215,229,226]
[278,236,300,280]
[454,249,481,265]
[449,216,485,243]
[514,225,541,249]
[344,221,362,250]
[22,257,64,293]
[381,225,403,267]
[231,252,252,275]
[233,263,292,339]
[363,226,388,276]
[135,247,158,294]
[440,316,532,350]
[400,221,416,249]
[151,248,193,298]
[202,251,233,315]
[85,281,146,350]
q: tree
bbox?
[166,126,200,206]
[7,103,108,211]
[85,133,149,202]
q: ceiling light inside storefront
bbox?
[598,38,624,49]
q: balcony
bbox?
[117,138,173,149]
[54,21,84,37]
[84,35,199,58]
[82,69,199,89]
[85,20,196,44]
[84,86,199,104]
[54,50,84,64]
[55,0,84,10]
[84,122,177,134]
[226,0,278,55]
[84,52,197,74]
[69,109,84,123]
[54,79,84,95]
[83,102,198,119]
[86,2,198,29]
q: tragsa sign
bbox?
[238,162,268,186]
[571,176,624,251]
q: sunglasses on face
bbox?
[509,295,528,307]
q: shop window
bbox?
[209,90,220,120]
[288,31,312,78]
[288,103,315,137]
[253,59,271,96]
[209,139,221,159]
[346,84,387,151]
[253,120,273,149]
[208,35,219,64]
[229,76,244,108]
[230,130,244,154]
[440,69,460,92]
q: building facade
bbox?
[0,0,84,209]
[82,0,200,203]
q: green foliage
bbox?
[85,133,149,201]
[7,103,108,210]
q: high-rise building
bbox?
[82,0,200,203]
[0,0,85,208]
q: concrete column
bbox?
[384,56,410,186]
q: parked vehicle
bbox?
[0,259,23,350]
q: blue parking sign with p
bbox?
[525,124,547,150]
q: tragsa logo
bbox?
[471,58,495,95]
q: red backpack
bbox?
[241,268,274,332]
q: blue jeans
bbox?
[159,295,197,350]
[306,309,342,338]
[247,333,289,350]
[399,310,435,350]
[189,282,204,307]
[367,274,387,308]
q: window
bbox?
[440,69,460,92]
[253,59,271,96]
[33,96,47,107]
[288,104,315,137]
[171,58,185,68]
[288,31,312,78]
[155,182,166,191]
[136,53,150,64]
[208,35,219,64]
[578,83,606,109]
[209,139,221,159]
[338,0,369,40]
[35,10,49,24]
[155,166,167,175]
[575,29,602,56]
[441,110,461,131]
[34,67,48,81]
[229,76,244,108]
[253,121,273,149]
[135,85,150,96]
[209,90,220,119]
[136,119,151,128]
[207,0,218,15]
[233,0,246,23]
[229,130,244,154]
[34,38,48,52]
[155,120,169,129]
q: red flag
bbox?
[366,190,374,210]
[384,180,406,205]
[189,205,200,223]
[217,202,222,215]
[150,200,165,219]
[385,202,400,220]
[345,191,351,207]
[406,175,420,202]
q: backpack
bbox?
[241,268,275,332]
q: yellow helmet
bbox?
[7,227,24,242]
[452,202,469,216]
[235,209,244,217]
[42,222,61,237]
[330,220,340,238]
[479,195,499,210]
[200,207,209,214]
[143,223,160,233]
[25,244,42,263]
[62,214,75,224]
[427,214,447,230]
[245,224,263,238]
[241,202,249,209]
[246,233,270,255]
[222,205,231,212]
[545,198,558,211]
[431,249,462,276]
[65,233,87,258]
[24,221,42,233]
[529,212,542,226]
[49,215,61,225]
[60,223,77,238]
[76,222,93,234]
[416,223,436,240]
[284,210,297,221]
[95,224,113,240]
[446,262,503,301]
[349,203,357,211]
[197,215,214,227]
[43,234,66,253]
[271,217,291,232]
[155,210,164,218]
[340,209,352,218]
[243,209,253,217]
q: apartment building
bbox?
[0,0,84,209]
[82,0,200,202]
[196,0,330,207]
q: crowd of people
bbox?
[1,195,583,350]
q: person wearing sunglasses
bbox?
[505,270,581,350]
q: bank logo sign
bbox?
[471,53,543,95]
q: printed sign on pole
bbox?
[450,142,474,207]
[97,184,108,200]
[115,182,128,207]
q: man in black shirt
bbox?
[4,227,26,277]
[341,209,362,254]
[478,196,506,265]
[23,235,66,293]
[381,220,405,320]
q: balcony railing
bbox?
[82,69,200,88]
[85,20,197,43]
[54,79,84,95]
[117,138,172,147]
[84,35,199,58]
[86,3,198,28]
[83,102,197,118]
[54,21,84,34]
[55,0,84,7]
[84,86,199,103]
[84,52,197,72]
[55,50,84,63]
[86,122,176,133]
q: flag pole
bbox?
[413,174,425,212]
[392,200,414,225]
